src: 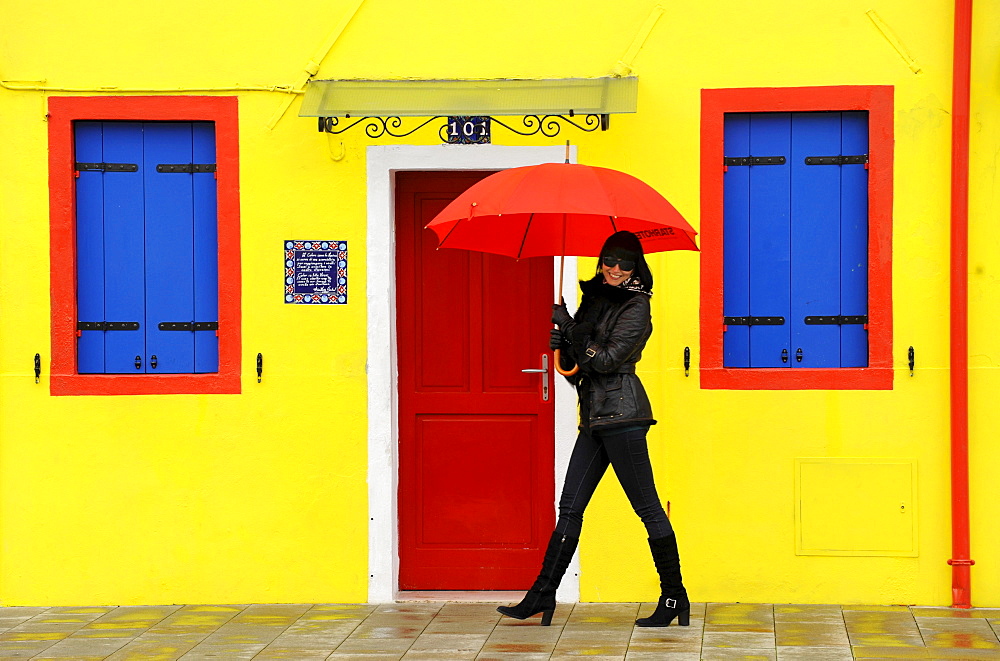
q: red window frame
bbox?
[699,86,893,390]
[48,96,241,395]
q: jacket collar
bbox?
[579,274,649,303]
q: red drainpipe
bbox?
[947,0,974,609]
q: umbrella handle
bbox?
[554,349,579,377]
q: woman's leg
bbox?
[498,429,609,624]
[601,427,689,627]
[555,428,612,538]
[600,427,672,539]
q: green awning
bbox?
[299,76,637,118]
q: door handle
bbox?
[521,354,549,402]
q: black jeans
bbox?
[555,426,673,539]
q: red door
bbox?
[395,171,555,590]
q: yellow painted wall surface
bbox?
[0,0,996,606]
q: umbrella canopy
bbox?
[425,162,699,258]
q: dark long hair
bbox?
[595,230,654,292]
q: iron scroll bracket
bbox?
[318,113,609,141]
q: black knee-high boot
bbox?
[497,531,579,626]
[635,534,690,627]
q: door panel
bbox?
[396,171,555,590]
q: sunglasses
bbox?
[601,255,636,271]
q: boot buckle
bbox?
[664,598,678,608]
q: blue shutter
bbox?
[723,114,751,367]
[840,112,869,367]
[75,122,108,374]
[791,113,842,367]
[144,123,196,373]
[748,113,791,368]
[74,122,218,375]
[102,123,147,373]
[192,122,220,373]
[723,111,869,370]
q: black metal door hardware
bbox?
[683,346,691,377]
[77,321,140,331]
[157,322,219,331]
[34,353,40,384]
[257,353,263,383]
[804,315,868,325]
[724,316,785,326]
[724,156,786,166]
[156,163,217,173]
[804,154,868,165]
[75,162,138,172]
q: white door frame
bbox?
[366,144,580,602]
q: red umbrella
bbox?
[427,162,698,257]
[425,161,698,375]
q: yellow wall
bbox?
[0,0,997,606]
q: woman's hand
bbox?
[551,302,573,328]
[549,328,565,351]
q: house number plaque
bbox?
[446,116,491,144]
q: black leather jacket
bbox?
[557,276,656,431]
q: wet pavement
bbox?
[1,601,999,659]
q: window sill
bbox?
[51,373,241,396]
[699,367,893,390]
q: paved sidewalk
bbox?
[1,601,1000,660]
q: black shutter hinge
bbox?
[804,154,868,165]
[724,156,786,167]
[804,315,868,325]
[77,321,140,331]
[156,163,217,173]
[75,162,138,172]
[158,321,219,331]
[724,316,786,326]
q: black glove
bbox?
[549,328,565,351]
[551,302,573,327]
[569,321,594,357]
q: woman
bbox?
[497,231,689,628]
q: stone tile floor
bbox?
[1,601,999,660]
